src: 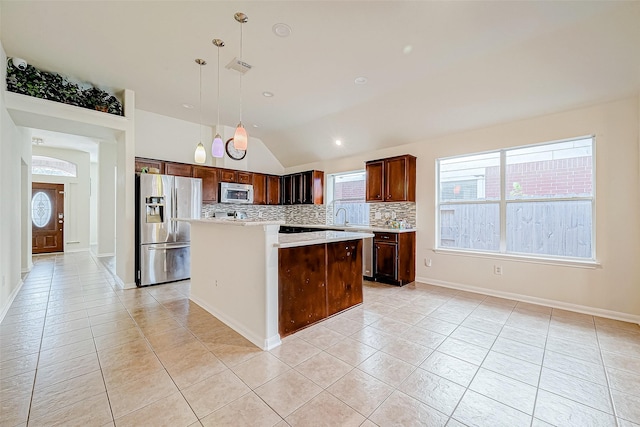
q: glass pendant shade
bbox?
[212,134,224,158]
[194,142,206,163]
[233,123,248,150]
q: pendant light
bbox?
[194,58,207,164]
[211,39,225,158]
[233,12,248,151]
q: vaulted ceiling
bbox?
[2,1,639,167]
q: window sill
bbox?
[432,248,601,269]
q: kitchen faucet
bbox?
[335,207,349,226]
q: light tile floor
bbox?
[1,252,640,426]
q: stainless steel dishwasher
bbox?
[362,235,374,280]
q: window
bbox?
[32,191,52,227]
[437,136,594,260]
[32,156,77,177]
[329,171,369,226]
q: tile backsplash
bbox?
[202,201,415,228]
[369,202,416,228]
[202,203,285,221]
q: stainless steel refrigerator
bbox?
[135,174,202,286]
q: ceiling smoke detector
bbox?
[226,57,252,75]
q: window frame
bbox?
[436,135,596,263]
[328,170,370,226]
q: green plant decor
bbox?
[6,58,124,116]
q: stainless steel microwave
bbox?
[219,182,254,204]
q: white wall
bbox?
[135,110,284,175]
[89,162,98,246]
[0,40,27,319]
[97,141,116,256]
[32,146,91,253]
[292,96,640,319]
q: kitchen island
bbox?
[181,218,373,350]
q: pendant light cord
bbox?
[216,45,220,128]
[239,21,243,123]
[199,62,203,142]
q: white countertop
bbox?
[175,218,285,226]
[285,223,416,233]
[276,230,375,248]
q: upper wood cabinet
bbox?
[266,175,281,205]
[366,155,416,202]
[365,160,384,202]
[192,166,219,203]
[164,162,193,177]
[252,173,267,205]
[218,169,237,183]
[135,158,164,174]
[218,169,252,184]
[281,170,324,205]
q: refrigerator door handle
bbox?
[172,186,177,237]
[147,244,190,250]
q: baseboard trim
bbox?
[0,278,25,323]
[415,276,640,326]
[190,294,281,350]
[96,252,115,258]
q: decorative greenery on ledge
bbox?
[6,58,124,116]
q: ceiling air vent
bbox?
[225,57,252,75]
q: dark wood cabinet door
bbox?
[237,172,253,185]
[278,245,328,336]
[385,155,416,202]
[218,169,237,183]
[374,241,398,282]
[267,175,281,205]
[252,173,267,205]
[135,158,164,174]
[281,175,293,205]
[366,160,384,202]
[292,173,304,204]
[299,170,324,205]
[193,166,219,203]
[326,240,363,316]
[165,162,193,177]
[385,157,408,201]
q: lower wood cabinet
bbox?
[326,240,363,316]
[373,231,415,286]
[278,245,327,336]
[278,240,364,337]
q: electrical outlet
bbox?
[424,258,432,267]
[315,211,319,219]
[494,265,503,275]
[258,211,263,218]
[375,212,382,220]
[391,211,397,219]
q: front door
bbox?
[32,182,64,254]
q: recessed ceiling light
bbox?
[262,91,274,97]
[182,103,194,109]
[32,137,44,145]
[354,77,368,85]
[335,139,342,146]
[403,45,413,55]
[272,23,291,37]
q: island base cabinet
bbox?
[327,240,363,316]
[278,239,364,337]
[278,245,327,336]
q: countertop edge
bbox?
[276,231,375,248]
[284,223,416,233]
